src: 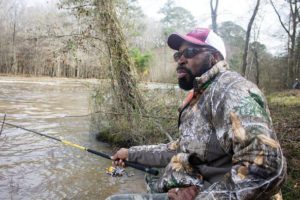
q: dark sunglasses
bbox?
[173,47,209,61]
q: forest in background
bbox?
[0,0,299,92]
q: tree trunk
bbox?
[253,46,260,86]
[12,20,17,74]
[270,0,299,86]
[96,0,144,114]
[242,0,260,77]
[210,0,219,33]
[296,33,300,78]
[291,1,298,82]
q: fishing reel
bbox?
[106,166,126,177]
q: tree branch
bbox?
[242,0,260,77]
[210,0,219,33]
[296,1,300,22]
[269,0,292,38]
[215,0,219,12]
[26,34,105,42]
[59,3,94,10]
[296,3,300,22]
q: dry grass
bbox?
[89,82,185,147]
[267,90,300,106]
[268,90,300,200]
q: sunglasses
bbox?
[173,47,210,61]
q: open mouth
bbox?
[177,69,188,79]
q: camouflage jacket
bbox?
[128,61,287,199]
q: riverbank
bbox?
[90,82,184,147]
[0,75,100,84]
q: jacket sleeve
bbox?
[128,140,179,167]
[195,83,287,199]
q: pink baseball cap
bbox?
[167,27,226,59]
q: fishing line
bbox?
[0,113,6,135]
[0,118,159,175]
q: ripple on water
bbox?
[0,77,147,199]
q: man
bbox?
[292,78,300,89]
[107,28,286,200]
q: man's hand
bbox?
[168,186,199,200]
[111,148,128,167]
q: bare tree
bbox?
[270,0,300,86]
[0,1,105,78]
[242,0,260,77]
[11,2,18,74]
[210,0,219,33]
[250,42,260,86]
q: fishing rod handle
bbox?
[124,160,159,176]
[87,149,159,175]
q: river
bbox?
[0,76,147,200]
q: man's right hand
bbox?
[111,148,129,167]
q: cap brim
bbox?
[167,33,207,50]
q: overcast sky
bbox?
[138,0,287,55]
[139,0,253,25]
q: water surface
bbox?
[0,76,146,200]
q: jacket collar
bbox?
[178,61,229,113]
[193,60,229,93]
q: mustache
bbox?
[176,65,192,74]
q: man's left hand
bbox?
[168,186,199,200]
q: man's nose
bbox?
[177,54,187,65]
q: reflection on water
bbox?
[0,77,146,199]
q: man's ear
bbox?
[213,52,223,62]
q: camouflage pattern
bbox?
[122,61,287,199]
[105,193,168,200]
[128,143,178,167]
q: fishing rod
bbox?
[1,121,159,176]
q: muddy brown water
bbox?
[0,77,147,200]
